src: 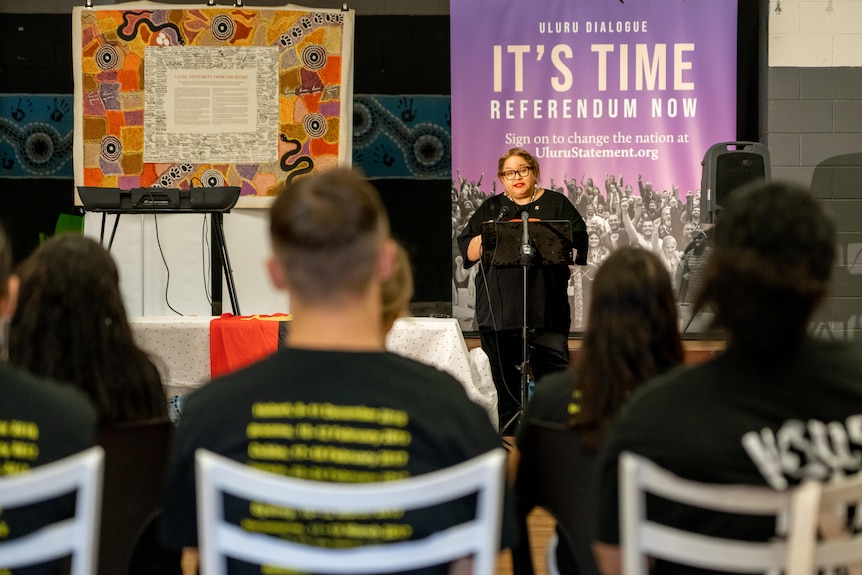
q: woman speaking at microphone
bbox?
[457,147,588,434]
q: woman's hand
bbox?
[466,234,483,262]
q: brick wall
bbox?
[766,0,862,340]
[768,67,862,341]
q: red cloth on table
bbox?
[209,313,291,379]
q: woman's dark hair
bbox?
[571,247,683,449]
[8,234,167,423]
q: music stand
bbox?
[480,217,574,435]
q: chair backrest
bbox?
[810,472,862,574]
[97,418,179,575]
[620,451,820,575]
[0,446,104,575]
[512,420,599,575]
[195,447,506,575]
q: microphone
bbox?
[520,210,533,261]
[496,205,510,221]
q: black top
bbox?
[515,371,602,575]
[597,339,862,575]
[0,364,98,574]
[456,189,588,332]
[164,347,513,574]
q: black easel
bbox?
[481,217,574,435]
[96,211,240,316]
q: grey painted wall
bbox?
[766,67,862,341]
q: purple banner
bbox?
[451,0,736,196]
[450,0,737,331]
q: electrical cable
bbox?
[201,214,213,307]
[475,213,526,413]
[151,210,182,316]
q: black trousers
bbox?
[479,328,569,434]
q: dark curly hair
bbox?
[692,180,835,355]
[8,234,167,424]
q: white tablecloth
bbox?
[386,318,496,426]
[130,316,497,427]
[130,316,212,398]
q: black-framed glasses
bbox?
[501,166,532,180]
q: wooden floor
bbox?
[496,508,556,575]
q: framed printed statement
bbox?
[72,2,354,208]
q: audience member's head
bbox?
[693,181,835,355]
[8,234,167,423]
[573,246,683,449]
[381,242,414,335]
[268,169,392,308]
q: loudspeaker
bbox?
[700,141,770,223]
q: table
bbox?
[130,316,498,427]
[387,318,497,426]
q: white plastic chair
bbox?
[0,446,104,575]
[195,447,506,575]
[807,472,862,575]
[619,451,820,575]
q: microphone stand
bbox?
[479,213,573,437]
[500,211,533,435]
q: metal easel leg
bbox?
[211,212,241,316]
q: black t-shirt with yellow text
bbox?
[163,348,508,575]
[0,364,98,575]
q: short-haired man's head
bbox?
[696,181,835,350]
[269,169,389,303]
[641,219,654,236]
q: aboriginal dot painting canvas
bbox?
[73,2,354,207]
[0,95,74,179]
